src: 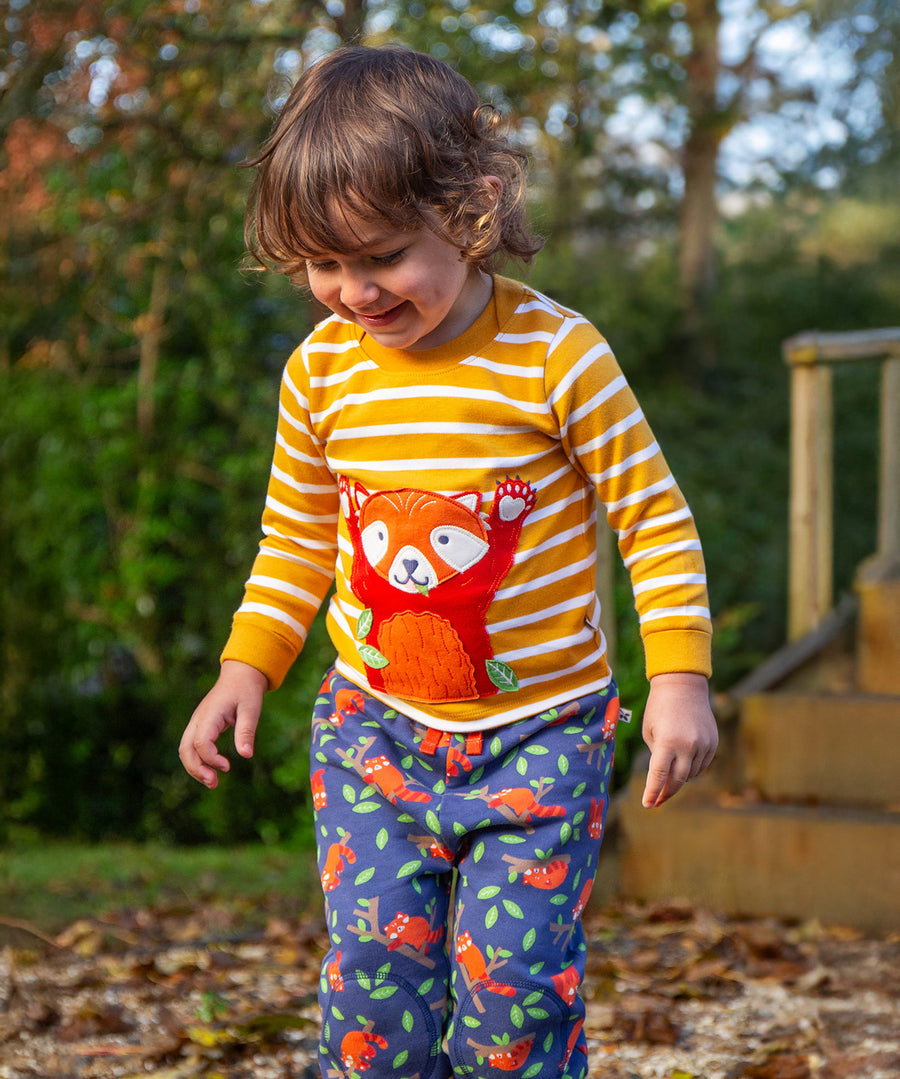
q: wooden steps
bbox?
[618,769,900,933]
[741,692,900,807]
[616,584,900,933]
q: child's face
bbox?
[304,213,490,351]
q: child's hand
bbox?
[179,660,268,789]
[640,672,718,808]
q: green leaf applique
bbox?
[358,645,389,669]
[486,659,519,692]
[356,608,373,640]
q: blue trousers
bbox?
[310,670,619,1079]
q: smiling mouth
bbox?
[356,301,407,326]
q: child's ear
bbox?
[483,175,503,197]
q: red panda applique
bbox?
[382,912,444,954]
[340,476,536,702]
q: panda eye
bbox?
[429,524,489,572]
[361,520,389,565]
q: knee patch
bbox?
[320,968,443,1079]
[447,980,581,1078]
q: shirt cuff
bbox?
[643,627,712,680]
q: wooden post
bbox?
[788,361,833,641]
[878,357,900,571]
[783,327,900,641]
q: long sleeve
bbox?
[544,314,711,678]
[221,353,340,688]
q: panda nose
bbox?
[403,558,418,575]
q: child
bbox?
[179,45,717,1079]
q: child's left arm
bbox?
[640,672,718,808]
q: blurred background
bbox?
[1,0,898,850]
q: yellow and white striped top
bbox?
[222,276,711,730]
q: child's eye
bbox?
[307,259,337,273]
[373,249,405,266]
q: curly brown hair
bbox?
[244,45,542,283]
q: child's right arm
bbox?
[179,660,268,789]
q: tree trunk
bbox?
[678,0,723,366]
[334,0,366,44]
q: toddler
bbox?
[180,44,717,1079]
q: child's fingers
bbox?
[179,720,231,787]
[234,705,259,759]
[642,749,688,808]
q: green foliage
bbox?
[2,1,898,844]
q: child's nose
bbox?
[340,267,380,309]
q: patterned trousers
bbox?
[310,670,619,1079]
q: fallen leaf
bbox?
[613,997,680,1045]
[737,1051,813,1079]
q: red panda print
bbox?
[382,912,444,954]
[455,931,515,996]
[522,859,569,889]
[326,951,343,992]
[563,1017,586,1069]
[320,841,355,892]
[446,743,472,777]
[427,839,454,862]
[588,797,605,839]
[552,965,581,1007]
[340,1029,388,1072]
[487,787,566,821]
[487,1036,535,1071]
[329,687,365,726]
[572,879,593,920]
[601,694,620,740]
[311,768,327,810]
[340,475,536,701]
[363,755,431,804]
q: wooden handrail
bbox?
[784,328,900,640]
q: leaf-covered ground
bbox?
[1,898,898,1079]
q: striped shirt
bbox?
[222,276,711,730]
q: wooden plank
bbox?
[857,578,900,696]
[783,327,900,366]
[619,779,900,932]
[741,693,900,805]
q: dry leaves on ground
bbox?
[1,898,898,1078]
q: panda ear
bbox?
[453,491,481,514]
[354,482,371,508]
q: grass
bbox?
[0,840,320,939]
